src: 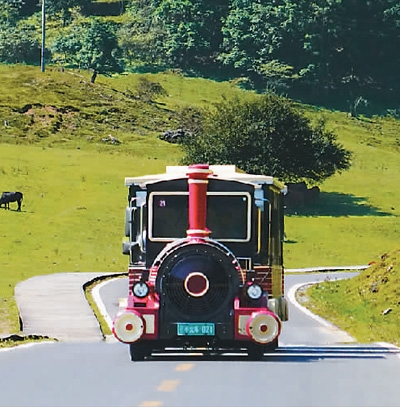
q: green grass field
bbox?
[301,248,400,346]
[1,65,400,341]
[285,111,400,267]
[0,144,178,332]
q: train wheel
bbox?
[247,344,265,361]
[129,342,152,362]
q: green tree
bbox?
[180,94,351,183]
[0,22,40,64]
[299,0,400,97]
[154,0,226,69]
[118,0,167,66]
[220,2,297,72]
[50,18,124,81]
[120,0,229,71]
[0,0,24,24]
[44,0,86,25]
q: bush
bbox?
[180,94,352,182]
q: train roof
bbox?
[125,165,286,192]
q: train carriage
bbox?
[113,164,288,361]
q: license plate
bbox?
[177,322,215,336]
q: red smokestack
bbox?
[186,164,212,238]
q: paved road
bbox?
[1,272,399,407]
[15,272,118,341]
[0,341,399,407]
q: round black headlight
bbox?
[133,281,149,298]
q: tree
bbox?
[0,22,40,64]
[153,0,227,69]
[180,94,351,183]
[298,0,400,98]
[119,0,229,71]
[0,0,24,24]
[50,17,124,81]
[44,0,86,25]
[218,0,400,102]
[257,59,297,93]
[118,0,167,66]
[219,1,303,78]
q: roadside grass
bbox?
[85,292,112,338]
[301,249,400,346]
[0,334,56,349]
[1,64,400,343]
[83,275,123,338]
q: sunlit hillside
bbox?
[304,249,400,346]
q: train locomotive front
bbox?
[113,164,288,361]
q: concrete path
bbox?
[14,272,118,342]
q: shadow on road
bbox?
[261,345,398,363]
[145,344,399,363]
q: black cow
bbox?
[0,192,23,211]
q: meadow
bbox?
[1,65,400,337]
[301,248,400,346]
[285,110,400,267]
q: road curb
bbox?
[90,276,124,333]
[286,265,370,273]
[286,281,356,342]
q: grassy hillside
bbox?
[302,249,400,346]
[285,110,400,267]
[0,65,177,152]
[0,65,254,334]
[1,65,400,340]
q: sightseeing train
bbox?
[112,164,288,361]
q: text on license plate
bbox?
[177,323,215,336]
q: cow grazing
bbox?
[0,192,23,211]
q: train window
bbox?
[150,194,188,239]
[207,194,250,241]
[148,192,251,242]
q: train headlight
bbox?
[133,281,149,298]
[246,283,263,300]
[113,311,144,343]
[246,311,281,344]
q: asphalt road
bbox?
[0,273,399,407]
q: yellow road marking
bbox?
[138,401,163,407]
[175,363,195,372]
[157,379,180,392]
